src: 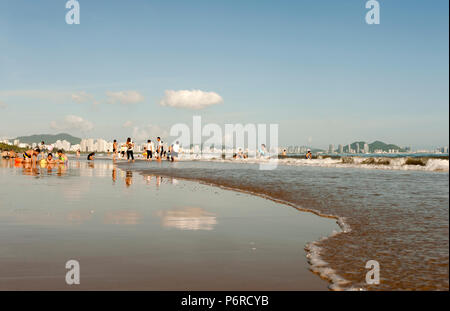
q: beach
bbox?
[117,158,449,290]
[0,159,338,290]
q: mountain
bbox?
[342,141,405,153]
[369,140,405,152]
[14,133,81,145]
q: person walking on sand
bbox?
[125,137,135,162]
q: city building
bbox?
[364,143,369,153]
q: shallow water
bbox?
[117,159,449,290]
[0,159,338,290]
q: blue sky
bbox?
[0,0,448,149]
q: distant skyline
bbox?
[0,0,448,149]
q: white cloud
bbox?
[50,115,94,132]
[106,90,144,105]
[0,101,7,109]
[131,124,169,142]
[71,91,93,104]
[122,120,134,128]
[159,89,223,110]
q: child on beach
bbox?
[56,150,68,164]
[42,153,56,164]
[120,145,126,158]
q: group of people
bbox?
[232,144,267,159]
[2,139,316,165]
[111,137,180,162]
[1,141,68,165]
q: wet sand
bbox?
[0,159,339,290]
[116,159,449,290]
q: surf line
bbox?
[181,295,215,309]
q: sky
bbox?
[0,0,448,149]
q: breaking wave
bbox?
[178,155,449,172]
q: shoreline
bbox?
[117,161,353,290]
[116,159,449,290]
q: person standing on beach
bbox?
[171,141,180,162]
[258,144,266,157]
[305,149,312,159]
[126,138,134,162]
[113,140,118,160]
[146,140,153,161]
[156,137,163,159]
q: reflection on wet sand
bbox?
[4,159,223,195]
[112,167,117,183]
[157,207,218,231]
[125,170,133,187]
[0,157,340,290]
[67,209,95,224]
[104,210,141,225]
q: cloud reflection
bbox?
[157,207,217,231]
[104,210,141,225]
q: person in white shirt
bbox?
[171,141,180,162]
[157,137,164,159]
[146,140,154,160]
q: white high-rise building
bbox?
[364,143,369,153]
[96,139,107,152]
[80,139,87,152]
[55,140,71,151]
[86,139,94,152]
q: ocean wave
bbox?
[176,155,449,172]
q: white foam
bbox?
[180,155,449,172]
[305,239,356,291]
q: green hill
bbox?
[369,140,405,152]
[343,141,405,153]
[14,133,81,145]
